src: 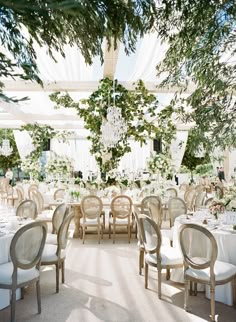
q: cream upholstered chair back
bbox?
[111,195,132,220]
[16,199,37,219]
[11,221,47,271]
[57,212,74,252]
[81,195,103,221]
[194,190,206,210]
[205,197,213,206]
[166,187,178,199]
[28,184,38,198]
[31,190,44,214]
[15,187,24,205]
[53,189,65,200]
[179,224,217,271]
[179,223,236,322]
[52,203,68,234]
[184,189,196,211]
[2,221,47,321]
[141,195,162,227]
[179,183,188,192]
[139,214,162,258]
[168,197,187,227]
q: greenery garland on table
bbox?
[50,78,176,177]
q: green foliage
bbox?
[182,130,210,175]
[20,123,57,160]
[0,1,156,101]
[0,129,20,171]
[20,123,70,162]
[155,0,236,151]
[194,163,213,176]
[50,78,176,173]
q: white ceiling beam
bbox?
[103,42,120,79]
[1,79,196,93]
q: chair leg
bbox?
[61,260,65,284]
[108,223,111,239]
[101,224,104,240]
[184,280,189,312]
[98,225,101,244]
[139,249,144,275]
[128,225,130,243]
[166,268,170,280]
[36,280,41,314]
[190,281,193,295]
[11,288,16,322]
[145,263,148,289]
[233,277,236,308]
[194,282,197,296]
[56,263,60,293]
[113,224,115,244]
[210,284,215,322]
[82,225,86,244]
[21,287,24,299]
[158,265,162,299]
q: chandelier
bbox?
[100,81,127,148]
[0,131,13,157]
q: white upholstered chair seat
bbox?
[80,218,99,225]
[46,233,57,245]
[186,260,236,282]
[41,244,66,262]
[145,246,183,266]
[0,262,39,285]
[109,217,129,225]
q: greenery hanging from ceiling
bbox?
[50,77,176,175]
[0,0,156,101]
[154,0,236,152]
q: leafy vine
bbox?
[50,78,176,176]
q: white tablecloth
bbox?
[172,211,236,306]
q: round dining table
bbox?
[171,210,236,306]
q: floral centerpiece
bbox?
[45,154,73,179]
[209,199,225,219]
[21,157,41,180]
[147,152,174,179]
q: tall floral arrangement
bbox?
[147,152,174,179]
[45,154,73,176]
[21,156,41,180]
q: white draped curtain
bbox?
[51,138,151,177]
[169,131,189,172]
[13,130,34,159]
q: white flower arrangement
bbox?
[147,152,174,177]
[45,154,74,176]
[21,157,41,179]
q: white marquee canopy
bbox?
[0,32,193,175]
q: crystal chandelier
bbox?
[100,81,127,148]
[0,131,13,157]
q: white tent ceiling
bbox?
[0,32,194,130]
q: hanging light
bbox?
[0,131,13,157]
[100,81,127,148]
